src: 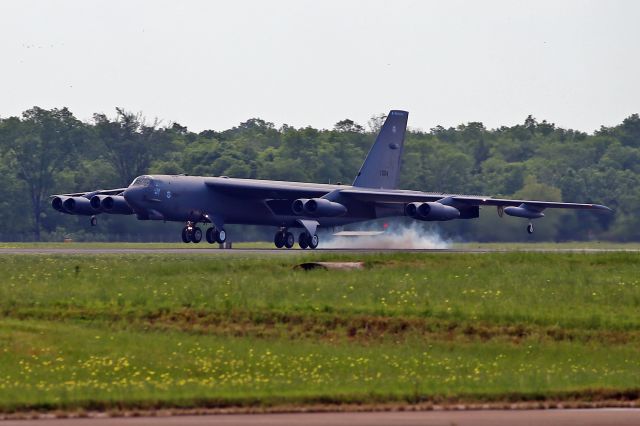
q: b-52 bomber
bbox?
[51,110,611,249]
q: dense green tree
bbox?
[1,107,639,242]
[0,107,85,240]
[93,108,173,187]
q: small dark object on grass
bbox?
[294,262,364,271]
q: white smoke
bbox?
[320,223,450,249]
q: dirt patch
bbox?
[4,307,639,344]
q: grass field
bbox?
[0,251,639,412]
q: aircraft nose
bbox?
[123,186,144,207]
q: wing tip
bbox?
[592,204,614,213]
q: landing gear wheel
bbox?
[181,227,191,243]
[90,216,97,227]
[298,232,309,249]
[274,231,285,248]
[527,223,534,234]
[205,228,216,244]
[284,232,295,249]
[216,229,227,244]
[191,226,203,243]
[308,234,319,249]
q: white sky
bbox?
[1,0,639,133]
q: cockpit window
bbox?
[131,176,152,187]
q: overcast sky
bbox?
[1,0,639,133]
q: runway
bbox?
[3,409,640,426]
[1,247,639,255]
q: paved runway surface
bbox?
[3,409,640,425]
[1,247,639,255]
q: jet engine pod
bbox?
[61,196,97,215]
[405,202,419,218]
[51,196,70,213]
[90,195,108,211]
[292,199,308,215]
[292,198,347,217]
[101,196,134,215]
[504,205,545,219]
[405,202,460,221]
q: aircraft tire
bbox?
[298,232,309,249]
[216,229,227,244]
[205,228,216,244]
[284,232,295,249]
[308,234,319,249]
[274,231,285,248]
[181,227,191,243]
[191,227,203,243]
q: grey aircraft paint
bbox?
[51,110,612,249]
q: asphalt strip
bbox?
[2,409,640,426]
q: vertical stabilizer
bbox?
[353,110,408,189]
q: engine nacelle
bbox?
[405,202,460,221]
[51,196,70,213]
[99,196,134,215]
[61,196,97,215]
[292,198,347,217]
[291,198,309,215]
[90,195,108,211]
[504,206,544,219]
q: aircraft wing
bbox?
[337,189,612,212]
[205,178,332,199]
[459,196,612,212]
[50,188,127,198]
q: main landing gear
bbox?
[274,229,295,249]
[206,227,226,244]
[298,231,318,249]
[274,228,318,249]
[181,222,226,244]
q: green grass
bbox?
[0,252,639,411]
[0,318,638,411]
[454,241,640,250]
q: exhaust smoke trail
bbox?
[320,223,450,249]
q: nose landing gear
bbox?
[181,223,203,243]
[182,221,227,244]
[181,225,191,243]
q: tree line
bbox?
[0,106,638,242]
